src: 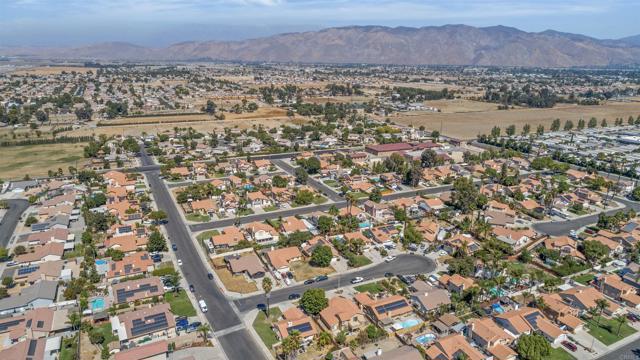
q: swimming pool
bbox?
[393,318,421,330]
[95,259,107,265]
[416,333,436,345]
[359,221,371,229]
[90,297,105,311]
[492,303,505,314]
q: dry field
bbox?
[392,100,640,139]
[0,143,87,180]
[425,98,502,113]
[10,66,97,75]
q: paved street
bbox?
[533,196,640,236]
[0,199,29,247]
[271,159,344,202]
[140,148,268,360]
[234,253,436,312]
[598,340,640,360]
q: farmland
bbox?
[0,143,87,180]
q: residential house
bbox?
[112,277,165,305]
[274,307,318,346]
[111,303,176,345]
[494,307,566,344]
[425,333,487,360]
[279,217,308,235]
[559,286,621,316]
[226,253,266,278]
[354,293,412,325]
[319,296,366,335]
[265,247,302,273]
[243,222,280,245]
[211,226,246,249]
[0,281,58,315]
[467,317,516,360]
[409,280,451,314]
[107,252,154,281]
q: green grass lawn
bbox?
[349,191,369,199]
[263,205,279,212]
[355,282,385,294]
[59,335,78,360]
[253,307,283,349]
[348,254,372,268]
[186,213,211,222]
[572,273,595,285]
[94,322,118,345]
[543,347,575,360]
[164,290,197,317]
[313,196,327,204]
[196,230,220,241]
[584,316,637,345]
[238,208,255,216]
[323,179,340,188]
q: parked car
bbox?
[384,272,394,278]
[561,341,577,352]
[385,255,397,262]
[351,277,364,284]
[303,279,315,285]
[256,303,267,311]
[172,244,178,251]
[187,322,202,333]
[286,272,294,279]
[198,300,207,313]
[627,313,640,322]
[177,259,183,266]
[288,293,301,300]
[207,272,214,280]
[315,275,329,282]
[189,284,195,293]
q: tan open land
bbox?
[392,100,640,139]
[425,98,503,113]
[0,143,87,180]
[10,66,97,75]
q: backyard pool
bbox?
[359,221,371,229]
[392,318,421,330]
[491,303,505,314]
[95,259,107,265]
[90,297,105,311]
[416,333,436,345]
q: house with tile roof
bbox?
[319,296,366,335]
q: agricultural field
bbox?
[392,100,640,139]
[0,143,87,180]
[10,65,97,75]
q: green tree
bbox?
[431,130,440,141]
[595,298,609,326]
[421,149,443,168]
[13,245,27,256]
[522,124,531,135]
[577,118,585,130]
[564,120,574,131]
[1,277,13,288]
[295,167,308,184]
[316,331,332,349]
[582,240,609,263]
[198,323,211,341]
[490,126,501,138]
[294,189,315,206]
[204,100,217,114]
[369,188,382,203]
[588,117,598,128]
[601,118,608,127]
[631,186,640,201]
[451,177,484,213]
[149,210,167,224]
[615,314,628,336]
[281,330,302,360]
[24,215,38,226]
[516,333,551,360]
[506,124,516,136]
[311,245,333,267]
[550,118,561,131]
[536,124,544,136]
[300,288,328,315]
[147,230,168,252]
[317,216,333,235]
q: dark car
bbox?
[286,272,294,279]
[384,272,394,278]
[627,313,640,322]
[561,341,577,352]
[172,244,178,251]
[288,293,301,300]
[304,279,315,285]
[189,284,195,293]
[257,303,267,311]
[207,272,214,280]
[315,275,329,282]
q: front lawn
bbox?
[253,307,283,350]
[213,261,258,293]
[355,282,385,294]
[313,195,327,204]
[572,273,595,285]
[348,191,369,199]
[186,213,211,222]
[584,316,637,345]
[263,205,279,212]
[196,230,220,241]
[164,290,197,317]
[323,179,340,188]
[289,260,335,281]
[543,347,575,360]
[346,254,372,268]
[238,208,255,216]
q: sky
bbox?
[1,0,640,47]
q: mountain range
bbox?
[3,25,640,67]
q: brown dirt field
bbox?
[425,99,502,113]
[392,101,640,139]
[10,66,97,75]
[306,95,370,104]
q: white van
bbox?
[199,299,208,313]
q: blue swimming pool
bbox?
[394,318,421,330]
[416,333,436,345]
[359,221,371,229]
[95,259,107,265]
[91,298,105,311]
[492,303,505,314]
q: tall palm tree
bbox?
[262,277,273,317]
[316,331,332,349]
[615,315,628,336]
[595,298,609,326]
[521,291,532,307]
[281,330,302,360]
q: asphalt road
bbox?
[598,340,640,360]
[234,254,436,312]
[533,196,640,236]
[140,149,268,360]
[0,199,29,247]
[271,159,344,202]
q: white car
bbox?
[385,256,397,262]
[177,259,183,266]
[351,277,364,284]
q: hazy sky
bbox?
[2,0,639,47]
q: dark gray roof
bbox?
[0,280,57,312]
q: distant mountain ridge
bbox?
[3,25,640,67]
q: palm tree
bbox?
[595,298,609,326]
[281,330,302,359]
[534,296,547,311]
[316,331,332,349]
[262,277,273,317]
[66,311,81,331]
[521,291,532,307]
[615,315,628,336]
[328,205,339,217]
[197,323,211,341]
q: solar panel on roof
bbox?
[27,340,37,356]
[524,312,540,327]
[130,313,168,337]
[17,266,39,276]
[36,320,44,329]
[287,322,312,334]
[375,299,408,314]
[0,319,24,332]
